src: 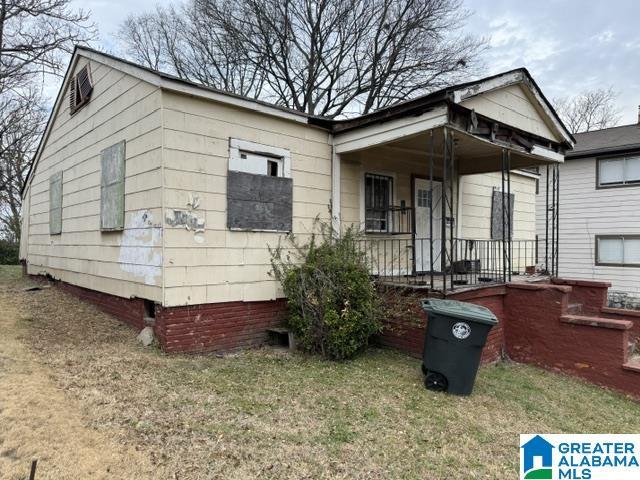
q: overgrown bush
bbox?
[0,240,19,265]
[270,222,382,360]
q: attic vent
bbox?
[69,64,93,114]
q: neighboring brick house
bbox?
[20,46,573,353]
[536,115,640,308]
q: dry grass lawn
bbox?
[1,265,639,479]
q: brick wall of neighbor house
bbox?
[377,286,507,365]
[58,281,146,330]
[154,299,287,353]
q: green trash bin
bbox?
[421,298,498,395]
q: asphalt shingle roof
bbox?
[568,123,640,158]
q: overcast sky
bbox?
[75,0,640,124]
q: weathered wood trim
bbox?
[333,106,448,154]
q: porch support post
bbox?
[429,130,435,291]
[441,127,449,293]
[507,150,512,282]
[545,164,549,274]
[449,131,455,290]
[501,149,506,283]
[331,146,341,237]
[551,163,557,276]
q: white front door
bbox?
[414,178,442,272]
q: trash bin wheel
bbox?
[421,363,428,375]
[424,371,448,392]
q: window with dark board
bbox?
[227,139,293,232]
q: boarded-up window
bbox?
[49,172,63,235]
[69,64,93,114]
[100,141,126,231]
[490,190,514,240]
[227,138,292,231]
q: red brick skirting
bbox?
[53,275,640,397]
[155,300,287,353]
[58,282,145,330]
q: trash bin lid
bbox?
[421,298,498,325]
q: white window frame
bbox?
[229,138,291,178]
[597,155,640,188]
[596,235,640,267]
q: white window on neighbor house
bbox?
[596,235,640,267]
[598,156,640,187]
[228,138,291,178]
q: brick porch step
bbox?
[560,314,633,330]
[566,303,583,314]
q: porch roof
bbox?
[328,69,574,175]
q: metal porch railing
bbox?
[357,237,537,290]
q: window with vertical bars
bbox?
[364,173,393,232]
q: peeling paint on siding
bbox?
[165,193,205,242]
[119,210,162,285]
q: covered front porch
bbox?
[329,72,572,293]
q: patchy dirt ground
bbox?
[1,266,640,479]
[0,268,158,479]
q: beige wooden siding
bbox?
[24,57,163,301]
[161,91,332,306]
[460,84,561,143]
[536,158,640,294]
[460,171,537,240]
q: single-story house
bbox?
[20,47,573,352]
[536,116,640,307]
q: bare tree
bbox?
[553,87,622,134]
[119,0,485,117]
[0,0,95,241]
[0,88,47,240]
[0,0,96,93]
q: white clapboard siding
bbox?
[536,157,640,294]
[24,58,164,301]
[460,171,537,240]
[459,83,561,143]
[161,90,332,306]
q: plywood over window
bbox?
[227,138,293,232]
[491,189,515,240]
[100,141,126,231]
[49,172,63,235]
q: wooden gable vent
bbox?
[69,64,93,114]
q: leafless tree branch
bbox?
[118,0,485,117]
[553,87,622,134]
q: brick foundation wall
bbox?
[155,299,287,353]
[377,286,506,365]
[58,282,145,330]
